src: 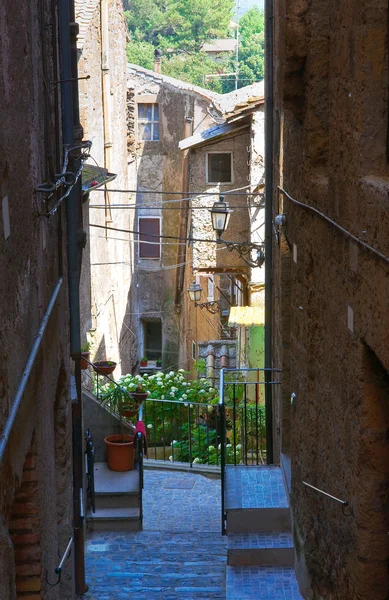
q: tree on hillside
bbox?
[161,53,224,92]
[222,6,265,91]
[124,0,234,52]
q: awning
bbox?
[228,306,264,327]
[82,164,117,193]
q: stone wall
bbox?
[0,0,74,596]
[78,0,134,375]
[273,1,389,598]
[127,68,217,371]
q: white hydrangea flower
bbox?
[170,391,175,397]
[209,387,214,392]
[147,424,153,429]
[169,456,173,461]
[192,457,201,464]
[161,395,165,400]
[226,443,232,448]
[182,394,187,400]
[199,389,205,394]
[236,444,241,450]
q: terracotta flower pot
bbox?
[140,361,148,367]
[121,408,139,420]
[81,352,90,370]
[104,434,134,472]
[93,361,117,376]
[130,391,148,404]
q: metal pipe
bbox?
[0,278,63,464]
[303,481,349,506]
[57,0,86,593]
[264,0,274,464]
[219,368,226,534]
[55,537,74,574]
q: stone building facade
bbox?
[126,64,218,371]
[77,0,133,374]
[273,2,389,598]
[0,0,74,597]
[179,84,266,375]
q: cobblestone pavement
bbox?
[83,470,227,600]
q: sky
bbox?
[236,0,264,16]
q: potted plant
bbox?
[99,384,135,471]
[140,356,148,367]
[128,377,149,405]
[81,342,91,370]
[156,357,162,368]
[93,360,117,376]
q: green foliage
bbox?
[161,53,224,92]
[81,342,91,353]
[126,39,155,69]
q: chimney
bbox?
[154,48,162,74]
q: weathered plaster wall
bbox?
[0,0,73,596]
[190,133,251,273]
[127,69,217,370]
[78,0,134,375]
[274,1,389,598]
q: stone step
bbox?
[95,493,139,509]
[86,507,141,532]
[227,532,294,566]
[226,506,291,533]
[226,565,304,600]
[94,462,139,494]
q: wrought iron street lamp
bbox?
[187,281,221,315]
[209,195,265,268]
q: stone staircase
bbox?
[86,462,142,531]
[225,465,303,599]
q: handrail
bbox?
[46,536,73,586]
[220,368,226,535]
[0,277,63,465]
[303,481,352,516]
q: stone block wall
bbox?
[273,1,389,598]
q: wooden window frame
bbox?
[206,151,233,184]
[137,102,160,142]
[138,216,161,259]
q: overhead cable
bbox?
[278,186,389,265]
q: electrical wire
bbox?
[90,234,187,246]
[89,222,251,246]
[89,184,262,198]
[88,204,255,210]
[278,186,389,265]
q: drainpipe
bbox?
[58,0,87,593]
[264,0,274,464]
[175,116,193,309]
[101,0,113,226]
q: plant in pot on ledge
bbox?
[100,383,135,472]
[140,356,148,367]
[81,342,91,370]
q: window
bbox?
[137,103,160,141]
[206,152,232,183]
[143,320,162,360]
[192,341,197,360]
[207,277,214,301]
[139,217,160,259]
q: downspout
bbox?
[264,0,274,464]
[175,116,193,309]
[58,0,87,594]
[101,0,113,226]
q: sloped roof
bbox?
[127,64,218,101]
[82,164,117,193]
[202,39,237,53]
[213,81,265,116]
[179,121,249,150]
[75,0,100,51]
[228,306,264,327]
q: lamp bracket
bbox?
[220,240,265,268]
[195,300,221,315]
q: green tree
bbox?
[162,53,224,92]
[126,39,156,70]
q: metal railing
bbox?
[85,429,95,513]
[219,367,282,534]
[142,398,222,467]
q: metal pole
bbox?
[57,0,87,593]
[219,368,226,535]
[264,0,274,464]
[0,278,63,464]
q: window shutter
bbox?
[139,218,160,258]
